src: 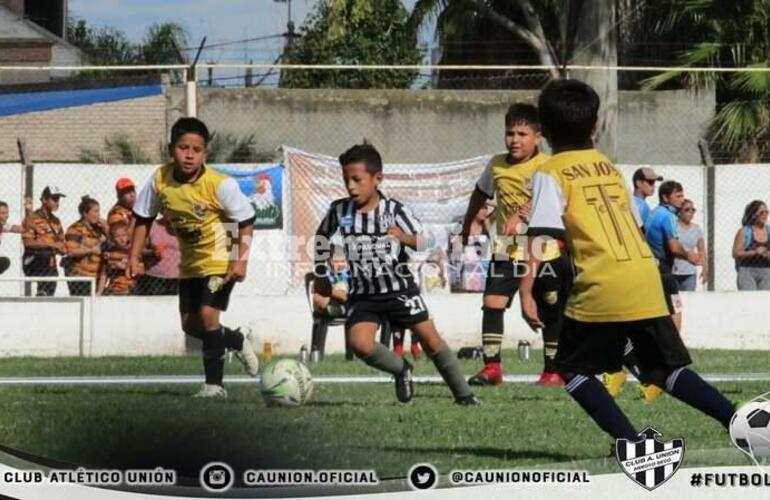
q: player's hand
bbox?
[225,260,247,283]
[126,257,142,279]
[387,225,405,242]
[518,201,532,222]
[520,293,544,331]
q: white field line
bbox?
[0,373,767,385]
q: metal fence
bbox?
[1,64,770,296]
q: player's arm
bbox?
[314,205,340,277]
[21,223,54,251]
[697,231,709,283]
[521,172,567,330]
[96,264,107,295]
[462,162,495,244]
[216,178,256,283]
[65,231,95,258]
[390,203,425,251]
[128,174,160,278]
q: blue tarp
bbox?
[0,84,164,117]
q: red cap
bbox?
[115,178,135,192]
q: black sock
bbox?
[222,326,244,350]
[622,340,642,379]
[565,375,638,440]
[481,307,505,364]
[665,368,735,429]
[202,329,226,386]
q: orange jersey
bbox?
[65,221,106,277]
[107,204,134,232]
[22,209,64,265]
[102,245,139,295]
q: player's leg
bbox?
[409,330,422,359]
[533,255,570,385]
[347,312,413,403]
[629,317,734,429]
[469,258,520,386]
[556,318,638,441]
[410,318,478,405]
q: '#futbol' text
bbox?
[691,472,770,488]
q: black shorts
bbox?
[660,272,682,315]
[533,252,573,320]
[483,258,528,306]
[555,315,692,375]
[347,291,430,330]
[178,276,236,314]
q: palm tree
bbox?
[641,0,770,162]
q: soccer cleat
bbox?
[393,344,405,357]
[394,360,414,403]
[233,328,260,377]
[601,371,627,398]
[468,363,503,386]
[455,394,481,406]
[639,383,664,402]
[410,341,422,360]
[193,384,228,399]
[536,371,564,386]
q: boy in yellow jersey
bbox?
[461,104,572,386]
[521,80,734,445]
[128,118,260,398]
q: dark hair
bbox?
[538,79,600,147]
[78,195,99,217]
[0,201,7,210]
[170,117,210,146]
[658,180,683,203]
[505,103,540,130]
[742,200,767,226]
[339,144,383,174]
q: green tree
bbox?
[642,0,770,162]
[280,0,422,89]
[67,19,138,66]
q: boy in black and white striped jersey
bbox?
[314,144,479,405]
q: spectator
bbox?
[0,198,32,275]
[107,178,136,232]
[133,214,180,295]
[22,186,66,296]
[64,196,107,296]
[733,200,770,290]
[632,167,663,229]
[673,199,707,291]
[310,244,350,360]
[450,202,493,292]
[98,222,140,295]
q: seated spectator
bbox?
[673,199,707,291]
[310,245,349,360]
[98,222,141,295]
[733,200,770,290]
[64,196,107,296]
[133,214,180,295]
[22,186,67,296]
[0,198,32,275]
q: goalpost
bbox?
[0,277,95,357]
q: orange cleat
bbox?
[536,371,564,386]
[468,363,503,386]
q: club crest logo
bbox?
[340,215,354,230]
[379,213,395,228]
[193,203,208,219]
[615,427,685,490]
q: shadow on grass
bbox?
[375,445,576,462]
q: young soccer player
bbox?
[460,103,571,386]
[314,144,478,405]
[128,117,260,398]
[521,79,734,445]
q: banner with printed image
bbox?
[215,165,284,230]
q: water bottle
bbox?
[263,341,273,364]
[517,340,531,361]
[310,349,321,363]
[299,345,308,364]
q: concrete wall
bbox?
[0,94,168,162]
[181,87,714,165]
[0,291,767,357]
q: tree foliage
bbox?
[280,0,422,89]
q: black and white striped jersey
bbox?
[314,193,423,297]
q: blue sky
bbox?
[68,0,430,66]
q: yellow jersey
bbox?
[476,152,558,260]
[133,163,255,279]
[527,149,668,322]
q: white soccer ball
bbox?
[730,394,770,459]
[259,359,314,407]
